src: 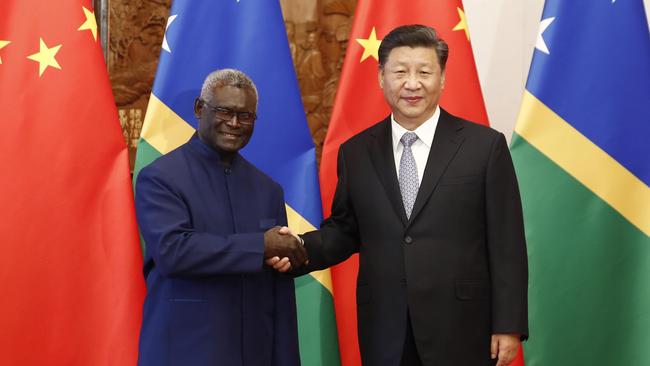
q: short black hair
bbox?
[378,24,449,70]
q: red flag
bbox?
[321,1,524,365]
[0,1,145,364]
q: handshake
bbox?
[263,226,308,272]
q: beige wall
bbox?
[463,0,650,142]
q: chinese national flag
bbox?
[0,1,145,365]
[321,1,524,365]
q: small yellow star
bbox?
[0,40,10,64]
[356,27,382,62]
[452,7,470,41]
[78,6,98,41]
[27,38,62,77]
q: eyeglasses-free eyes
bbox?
[200,99,257,126]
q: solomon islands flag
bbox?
[510,1,650,365]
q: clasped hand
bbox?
[263,226,307,272]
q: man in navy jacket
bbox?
[135,69,305,366]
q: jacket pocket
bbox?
[168,298,206,302]
[455,279,489,300]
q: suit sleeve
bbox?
[485,133,529,339]
[135,166,265,278]
[299,144,360,274]
[272,193,301,366]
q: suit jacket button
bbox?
[404,236,413,244]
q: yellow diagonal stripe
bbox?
[141,94,195,154]
[515,90,650,236]
[286,204,334,294]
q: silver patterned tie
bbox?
[399,132,419,219]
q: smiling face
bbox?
[194,85,257,160]
[378,46,445,130]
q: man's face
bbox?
[195,85,256,154]
[378,46,445,130]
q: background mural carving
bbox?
[104,0,171,168]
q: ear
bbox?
[378,69,384,89]
[193,98,202,119]
[440,71,446,89]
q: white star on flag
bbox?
[162,14,178,53]
[536,17,555,55]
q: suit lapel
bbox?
[408,109,465,227]
[368,116,409,226]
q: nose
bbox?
[404,73,421,90]
[224,115,241,127]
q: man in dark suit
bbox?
[279,24,528,366]
[135,68,306,366]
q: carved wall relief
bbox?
[281,0,356,165]
[106,0,171,168]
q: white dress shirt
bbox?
[391,106,440,185]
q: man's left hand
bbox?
[491,333,520,366]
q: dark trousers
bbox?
[400,312,423,366]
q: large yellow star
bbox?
[0,40,10,64]
[452,7,470,41]
[356,27,382,62]
[27,38,62,77]
[78,6,98,41]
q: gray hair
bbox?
[200,68,259,109]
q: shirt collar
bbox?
[391,106,440,150]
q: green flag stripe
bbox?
[511,134,650,365]
[133,138,162,254]
[133,138,163,186]
[295,275,341,366]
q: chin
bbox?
[407,108,434,119]
[399,112,426,121]
[221,140,249,152]
[218,145,240,153]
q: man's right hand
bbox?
[264,226,308,269]
[265,256,292,272]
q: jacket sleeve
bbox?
[298,144,360,275]
[135,165,265,278]
[485,133,529,339]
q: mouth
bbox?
[219,131,241,139]
[402,96,423,104]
